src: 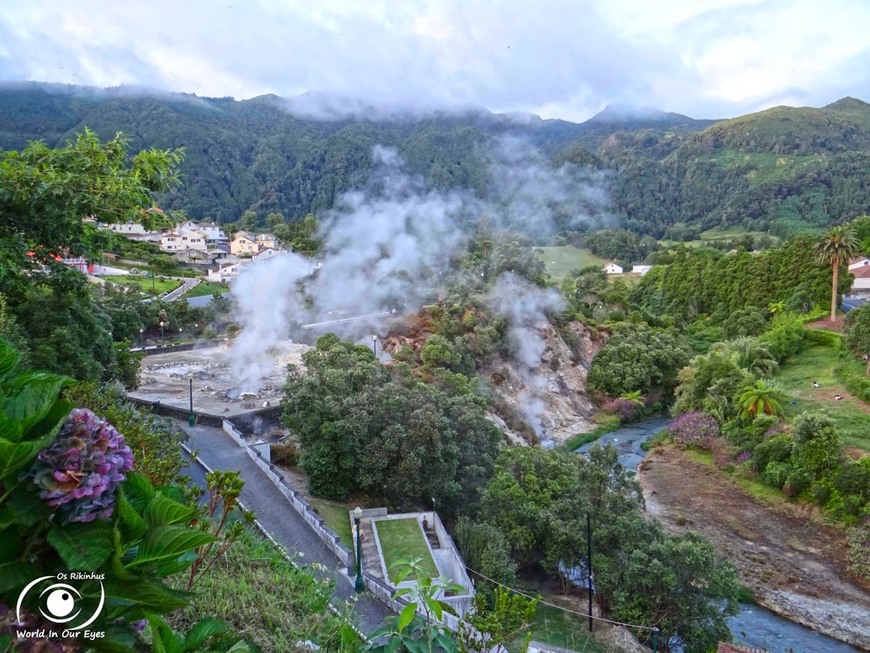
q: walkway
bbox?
[178,421,393,636]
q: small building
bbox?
[160,228,208,253]
[255,233,277,249]
[231,232,258,255]
[853,266,870,291]
[848,257,870,271]
[252,248,280,263]
[602,262,624,275]
[631,265,652,276]
[174,248,216,265]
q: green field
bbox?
[103,275,182,295]
[308,498,354,549]
[659,227,778,249]
[776,345,870,452]
[375,518,438,582]
[511,601,607,653]
[181,281,230,299]
[534,246,606,280]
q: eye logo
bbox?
[17,575,105,630]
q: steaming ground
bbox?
[226,139,609,438]
[130,341,309,418]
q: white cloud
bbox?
[0,0,867,120]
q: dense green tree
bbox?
[282,336,500,513]
[816,225,860,321]
[0,130,181,383]
[587,324,690,396]
[844,304,870,371]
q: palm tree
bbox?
[816,226,860,321]
[619,389,645,405]
[737,380,787,419]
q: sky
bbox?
[1,0,868,122]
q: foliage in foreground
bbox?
[168,528,360,652]
[0,338,259,651]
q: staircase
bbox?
[423,522,440,549]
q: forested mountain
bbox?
[1,82,868,236]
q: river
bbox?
[575,417,860,653]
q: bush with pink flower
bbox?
[668,411,720,446]
[28,408,134,523]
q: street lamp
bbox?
[159,320,165,347]
[139,328,144,348]
[353,506,364,592]
[371,335,378,356]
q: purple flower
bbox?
[28,408,134,523]
[737,451,751,464]
[669,411,720,445]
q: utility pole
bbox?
[587,511,593,632]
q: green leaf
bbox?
[103,577,191,611]
[0,339,20,381]
[183,618,226,649]
[123,471,155,514]
[147,613,183,653]
[397,602,416,632]
[144,492,195,528]
[116,486,147,541]
[5,486,49,526]
[0,439,45,482]
[0,371,73,439]
[0,561,37,594]
[47,521,114,570]
[130,525,215,567]
[426,595,443,621]
[23,397,72,443]
[0,413,22,442]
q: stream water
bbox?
[574,417,860,653]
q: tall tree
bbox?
[816,226,860,321]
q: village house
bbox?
[602,262,624,274]
[852,266,870,292]
[230,231,259,255]
[255,233,277,249]
[159,227,208,253]
[848,257,870,271]
[252,247,279,263]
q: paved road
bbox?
[177,421,392,636]
[164,277,201,302]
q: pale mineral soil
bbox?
[637,443,870,651]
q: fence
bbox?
[221,419,355,572]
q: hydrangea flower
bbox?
[28,408,134,523]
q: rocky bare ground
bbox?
[638,444,870,650]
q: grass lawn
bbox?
[308,497,354,549]
[534,246,606,280]
[103,274,182,295]
[776,345,870,452]
[181,280,230,299]
[375,518,438,582]
[512,602,607,653]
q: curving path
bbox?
[177,421,393,636]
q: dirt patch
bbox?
[637,444,870,650]
[805,317,846,331]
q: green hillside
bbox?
[1,83,868,238]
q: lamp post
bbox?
[353,506,365,592]
[139,328,144,348]
[371,335,378,357]
[159,320,165,347]
[188,377,195,426]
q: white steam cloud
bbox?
[488,273,566,437]
[229,138,603,411]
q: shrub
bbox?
[668,411,720,446]
[601,397,643,422]
[271,441,299,467]
[203,326,218,340]
[751,434,794,474]
[847,518,870,582]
